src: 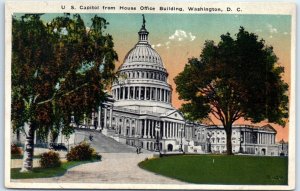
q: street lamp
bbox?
[155,124,160,152]
[179,127,184,152]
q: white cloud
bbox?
[169,30,196,42]
[152,43,162,49]
[283,32,289,35]
[267,24,278,34]
[188,32,196,41]
[165,41,170,49]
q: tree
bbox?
[12,14,118,172]
[174,27,288,155]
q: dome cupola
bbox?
[111,15,174,113]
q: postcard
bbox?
[5,1,296,190]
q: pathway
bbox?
[13,152,185,184]
[13,130,185,184]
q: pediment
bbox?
[160,110,185,121]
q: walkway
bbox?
[13,152,185,184]
[13,130,185,184]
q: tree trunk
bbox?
[20,122,35,172]
[225,125,233,155]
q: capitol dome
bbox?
[111,15,174,113]
[122,44,164,68]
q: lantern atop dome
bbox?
[138,14,149,44]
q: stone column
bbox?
[155,88,158,101]
[173,122,175,138]
[144,86,146,100]
[165,90,167,102]
[115,117,119,134]
[123,118,127,136]
[133,86,136,100]
[148,119,151,138]
[160,89,163,101]
[143,119,147,138]
[117,88,119,100]
[139,120,142,136]
[98,106,102,129]
[127,87,130,99]
[150,87,152,100]
[122,87,125,99]
[166,122,169,138]
[166,90,168,102]
[152,120,155,138]
[109,105,113,129]
[175,123,178,138]
[149,120,152,138]
[129,120,132,137]
[170,122,173,138]
[103,107,107,129]
[163,121,166,138]
[138,86,141,100]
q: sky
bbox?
[37,13,292,141]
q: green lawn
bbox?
[139,155,288,185]
[11,159,99,179]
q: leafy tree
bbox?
[174,27,288,155]
[12,14,117,172]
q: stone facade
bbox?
[190,124,279,156]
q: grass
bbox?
[11,159,100,179]
[138,155,288,185]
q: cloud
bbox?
[152,43,162,49]
[283,32,289,35]
[169,30,196,42]
[267,24,278,34]
[165,41,170,49]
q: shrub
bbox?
[40,151,61,168]
[92,152,102,161]
[66,142,94,161]
[11,144,22,155]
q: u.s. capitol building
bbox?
[12,16,286,156]
[78,16,282,156]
